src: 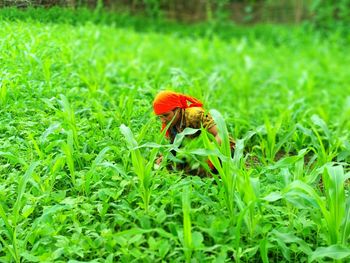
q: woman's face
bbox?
[158,108,179,127]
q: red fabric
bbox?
[153,91,203,115]
[153,91,203,137]
[207,159,215,170]
[161,122,170,137]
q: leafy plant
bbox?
[283,165,350,252]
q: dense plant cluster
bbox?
[0,8,349,262]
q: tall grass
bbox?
[182,184,193,262]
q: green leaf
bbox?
[159,239,170,258]
[120,124,138,148]
[309,245,350,262]
[192,231,203,249]
[173,128,200,149]
[272,230,302,243]
[0,151,27,167]
[21,205,35,218]
[259,238,269,263]
[262,192,282,202]
[20,251,39,262]
[13,161,40,224]
[311,114,330,139]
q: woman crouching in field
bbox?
[153,90,235,176]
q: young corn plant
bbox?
[297,114,341,167]
[283,165,350,261]
[201,110,261,240]
[120,122,164,213]
[256,115,295,164]
[201,110,236,219]
[259,117,281,164]
[61,130,76,186]
[314,114,343,163]
[264,148,311,184]
[116,92,135,126]
[232,140,262,261]
[58,94,80,150]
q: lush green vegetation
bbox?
[0,8,349,262]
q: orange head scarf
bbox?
[153,91,203,115]
[153,91,203,137]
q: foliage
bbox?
[1,0,350,32]
[309,0,350,32]
[0,7,349,262]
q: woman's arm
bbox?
[207,125,222,145]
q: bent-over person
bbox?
[153,90,234,176]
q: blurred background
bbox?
[1,0,349,30]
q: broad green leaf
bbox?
[310,245,350,262]
[262,192,282,202]
[192,231,203,249]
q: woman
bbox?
[153,90,234,175]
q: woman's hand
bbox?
[156,155,163,165]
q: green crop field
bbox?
[0,8,349,262]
